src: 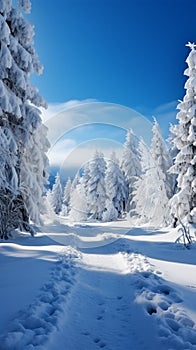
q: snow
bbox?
[0,219,195,349]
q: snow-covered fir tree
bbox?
[169,43,196,224]
[130,139,152,224]
[20,124,49,224]
[0,126,18,238]
[151,118,174,199]
[49,173,62,214]
[121,129,141,211]
[149,119,173,225]
[61,177,72,216]
[102,201,118,222]
[0,0,49,237]
[105,152,128,219]
[133,121,172,227]
[69,183,88,222]
[80,162,90,194]
[71,171,80,192]
[87,151,106,220]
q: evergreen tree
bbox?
[88,151,106,220]
[49,173,62,214]
[69,183,88,222]
[121,129,141,211]
[71,171,80,192]
[80,162,90,194]
[131,139,153,223]
[0,0,48,237]
[151,118,174,199]
[61,177,72,215]
[133,122,172,228]
[105,152,128,218]
[169,43,196,224]
[102,201,118,222]
[150,119,172,226]
[20,124,49,224]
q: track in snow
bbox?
[1,222,196,350]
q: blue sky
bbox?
[30,0,195,111]
[27,0,196,179]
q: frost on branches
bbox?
[169,43,196,224]
[0,0,49,238]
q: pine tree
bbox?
[131,139,153,223]
[169,43,196,224]
[80,162,90,194]
[69,183,88,222]
[151,118,174,199]
[150,119,172,226]
[121,129,141,211]
[88,151,106,220]
[133,122,172,228]
[0,0,49,237]
[49,173,62,214]
[61,177,72,215]
[20,124,49,224]
[71,171,80,192]
[105,152,128,218]
[102,201,118,222]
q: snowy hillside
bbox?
[0,218,195,349]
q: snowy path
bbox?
[47,228,196,350]
[0,220,196,349]
[48,249,161,350]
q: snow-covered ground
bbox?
[0,218,196,349]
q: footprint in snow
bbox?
[94,337,101,343]
[97,315,103,320]
[82,331,90,336]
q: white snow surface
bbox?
[0,218,196,349]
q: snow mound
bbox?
[0,247,80,350]
[124,252,196,350]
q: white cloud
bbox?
[48,138,77,166]
[40,99,97,122]
[43,100,153,147]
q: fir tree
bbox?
[49,173,62,214]
[105,152,128,218]
[88,151,106,220]
[151,118,174,199]
[0,0,49,237]
[133,121,172,228]
[169,43,196,224]
[131,139,153,224]
[121,129,141,211]
[69,184,88,222]
[61,177,72,215]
